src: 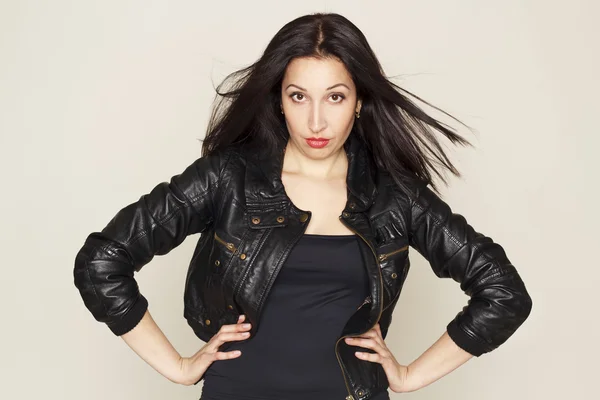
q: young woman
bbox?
[73,12,533,400]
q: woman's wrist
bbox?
[402,364,424,392]
[119,309,187,384]
[400,331,474,392]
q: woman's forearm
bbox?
[404,330,474,391]
[119,309,183,383]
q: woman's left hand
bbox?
[344,323,413,393]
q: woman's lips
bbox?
[306,138,330,148]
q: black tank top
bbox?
[200,234,390,400]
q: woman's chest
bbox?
[281,172,353,235]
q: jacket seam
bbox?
[84,253,110,318]
[122,186,214,248]
[254,228,291,312]
[122,149,232,248]
[213,149,235,221]
[409,194,504,281]
[408,197,465,272]
[411,199,463,248]
[470,267,516,295]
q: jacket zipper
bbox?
[360,248,408,312]
[356,295,372,311]
[214,232,237,253]
[335,214,384,400]
[377,245,408,262]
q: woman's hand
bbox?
[344,323,413,393]
[177,314,251,386]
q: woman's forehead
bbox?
[282,57,354,90]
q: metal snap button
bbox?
[391,272,398,279]
[205,319,211,326]
[276,216,285,223]
[215,259,220,266]
[251,217,260,224]
[342,211,350,218]
[299,213,309,222]
[349,202,356,209]
[357,389,364,396]
[240,253,247,260]
[227,304,234,310]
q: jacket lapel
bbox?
[243,132,377,211]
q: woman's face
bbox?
[280,56,361,159]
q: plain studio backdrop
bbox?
[1,1,597,399]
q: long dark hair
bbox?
[200,12,473,194]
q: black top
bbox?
[200,234,390,400]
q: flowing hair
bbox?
[200,12,474,194]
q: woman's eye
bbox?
[290,93,345,103]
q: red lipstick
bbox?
[306,137,330,148]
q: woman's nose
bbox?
[309,105,327,134]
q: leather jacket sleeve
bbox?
[73,150,230,336]
[407,182,533,357]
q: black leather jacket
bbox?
[73,133,532,400]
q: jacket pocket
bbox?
[210,230,241,275]
[375,238,409,265]
[214,231,238,253]
[377,241,410,311]
[377,244,408,263]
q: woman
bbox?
[73,12,533,400]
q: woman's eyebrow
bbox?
[285,83,350,91]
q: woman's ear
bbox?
[356,99,362,114]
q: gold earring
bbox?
[280,105,284,114]
[355,110,360,119]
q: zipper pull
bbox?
[355,295,371,311]
[378,245,409,262]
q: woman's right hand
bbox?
[177,314,251,386]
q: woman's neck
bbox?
[282,140,348,181]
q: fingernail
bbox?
[243,323,251,328]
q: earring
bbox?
[280,104,284,114]
[355,110,360,119]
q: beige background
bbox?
[1,0,597,399]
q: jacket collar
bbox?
[243,133,377,213]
